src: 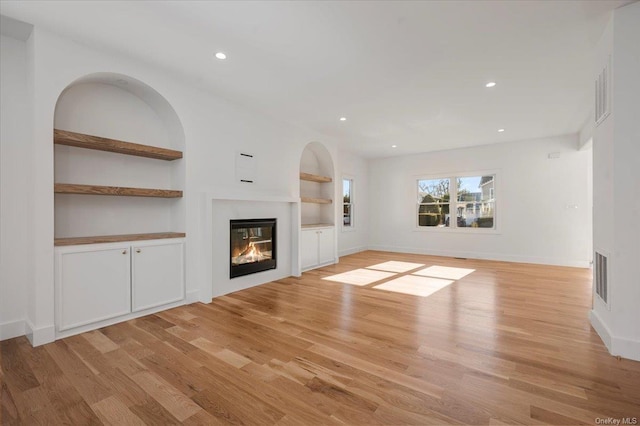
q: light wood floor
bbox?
[2,251,639,425]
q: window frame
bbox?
[414,171,499,234]
[342,177,355,231]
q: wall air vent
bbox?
[595,56,611,126]
[594,251,609,309]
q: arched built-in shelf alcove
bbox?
[299,142,335,227]
[53,73,188,340]
[53,73,185,243]
[299,142,337,270]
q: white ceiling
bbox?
[0,1,633,157]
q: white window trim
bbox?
[414,170,500,234]
[342,176,355,232]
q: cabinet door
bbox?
[58,246,131,331]
[317,228,335,265]
[300,229,319,270]
[132,241,184,312]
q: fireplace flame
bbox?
[233,241,270,265]
[246,242,259,261]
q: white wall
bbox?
[368,134,592,267]
[590,1,640,362]
[0,34,30,340]
[336,150,369,256]
[0,24,338,344]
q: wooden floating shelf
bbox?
[54,232,186,246]
[299,172,332,183]
[55,183,183,198]
[54,129,183,161]
[301,197,332,204]
[301,223,334,229]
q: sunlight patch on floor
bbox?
[413,265,475,280]
[373,275,454,297]
[365,261,425,273]
[322,269,397,286]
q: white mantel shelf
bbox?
[209,192,299,203]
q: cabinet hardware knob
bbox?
[122,250,127,254]
[136,249,141,253]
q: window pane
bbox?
[343,179,351,203]
[417,178,450,227]
[418,204,450,227]
[455,175,495,229]
[343,204,352,226]
[418,178,450,203]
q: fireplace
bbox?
[230,218,277,278]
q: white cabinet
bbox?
[301,229,319,270]
[132,241,184,312]
[318,229,335,265]
[301,226,335,271]
[55,239,184,335]
[57,245,131,331]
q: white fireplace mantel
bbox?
[198,192,301,304]
[208,190,300,204]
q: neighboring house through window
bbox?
[417,174,495,229]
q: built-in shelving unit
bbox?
[53,77,188,341]
[299,142,336,271]
[54,129,182,160]
[299,142,335,229]
[54,232,186,246]
[300,173,332,208]
[54,128,184,243]
[54,183,182,198]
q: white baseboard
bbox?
[186,289,200,304]
[338,246,367,257]
[25,319,55,346]
[589,310,612,350]
[0,319,25,341]
[367,245,590,268]
[611,335,640,362]
[590,310,640,362]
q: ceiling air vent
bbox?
[594,250,610,309]
[595,56,611,126]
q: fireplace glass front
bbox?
[230,218,276,278]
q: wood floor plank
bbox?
[129,397,181,425]
[131,370,202,422]
[82,330,119,354]
[44,340,112,405]
[0,340,40,392]
[1,250,639,424]
[91,395,146,426]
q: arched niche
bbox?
[299,142,335,226]
[55,72,184,150]
[53,72,186,239]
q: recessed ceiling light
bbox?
[498,128,505,132]
[339,117,347,121]
[391,145,397,148]
[215,52,227,60]
[485,82,496,88]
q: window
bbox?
[417,174,495,229]
[343,178,353,227]
[417,178,450,227]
